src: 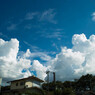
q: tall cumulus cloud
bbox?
[0,39,32,83]
[50,33,95,81]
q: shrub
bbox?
[62,88,75,95]
[25,90,44,95]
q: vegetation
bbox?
[61,88,75,95]
[75,74,93,91]
[25,92,42,95]
[42,74,95,95]
[24,88,45,95]
[1,86,10,91]
[1,74,95,95]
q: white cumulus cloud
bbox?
[27,33,95,82]
[0,39,32,81]
[0,39,50,84]
[31,60,47,80]
[48,33,95,81]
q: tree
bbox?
[25,92,42,95]
[62,88,75,95]
[55,87,75,95]
[42,81,63,91]
[76,74,93,90]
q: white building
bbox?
[0,77,2,92]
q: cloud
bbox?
[52,43,59,50]
[55,28,64,31]
[25,12,39,20]
[0,39,51,83]
[0,32,9,39]
[23,41,40,52]
[92,12,95,21]
[41,32,63,40]
[48,33,95,81]
[39,9,57,24]
[46,32,62,39]
[0,39,32,81]
[31,33,95,82]
[50,47,85,81]
[5,9,57,32]
[31,60,47,80]
[23,33,95,82]
[25,9,57,24]
[7,24,17,31]
[24,49,52,62]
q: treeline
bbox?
[42,74,95,95]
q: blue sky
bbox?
[1,0,95,53]
[1,0,95,82]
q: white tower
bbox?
[0,78,2,92]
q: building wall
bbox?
[25,81,33,88]
[32,80,41,88]
[10,80,25,90]
[0,78,2,85]
[11,79,42,90]
[0,78,2,92]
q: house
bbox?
[8,75,44,90]
[1,76,44,95]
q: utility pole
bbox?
[46,71,56,95]
[46,71,50,93]
[53,72,56,95]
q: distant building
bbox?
[0,77,2,92]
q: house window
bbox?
[16,83,18,86]
[20,82,25,85]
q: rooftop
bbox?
[7,76,44,83]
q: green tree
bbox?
[76,74,93,90]
[42,81,63,91]
[25,91,43,95]
[61,88,75,95]
[55,87,75,95]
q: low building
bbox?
[2,76,44,95]
[8,75,44,90]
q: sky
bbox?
[1,0,95,84]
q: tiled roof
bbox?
[7,76,44,83]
